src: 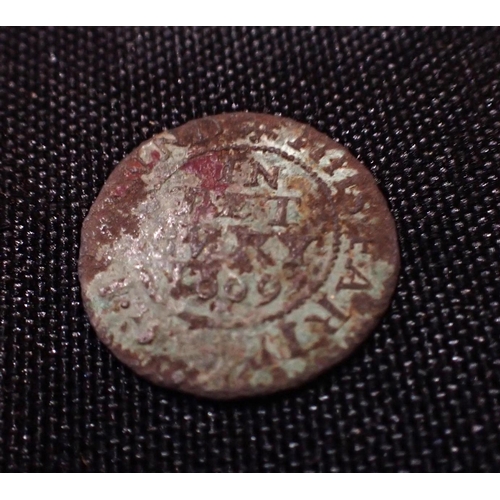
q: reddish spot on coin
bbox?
[148,149,161,166]
[183,153,228,193]
[112,185,129,198]
[123,158,147,179]
[79,113,400,399]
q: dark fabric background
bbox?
[0,27,499,472]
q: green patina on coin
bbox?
[79,113,399,399]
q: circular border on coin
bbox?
[79,112,400,399]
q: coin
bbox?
[79,113,399,399]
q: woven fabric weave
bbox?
[0,27,499,472]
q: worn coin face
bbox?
[79,113,399,399]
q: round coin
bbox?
[79,113,400,398]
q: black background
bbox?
[0,27,499,472]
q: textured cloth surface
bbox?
[0,27,499,472]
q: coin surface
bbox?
[79,113,399,398]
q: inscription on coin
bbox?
[79,113,399,398]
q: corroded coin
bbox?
[79,113,399,399]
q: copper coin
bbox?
[79,113,399,399]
